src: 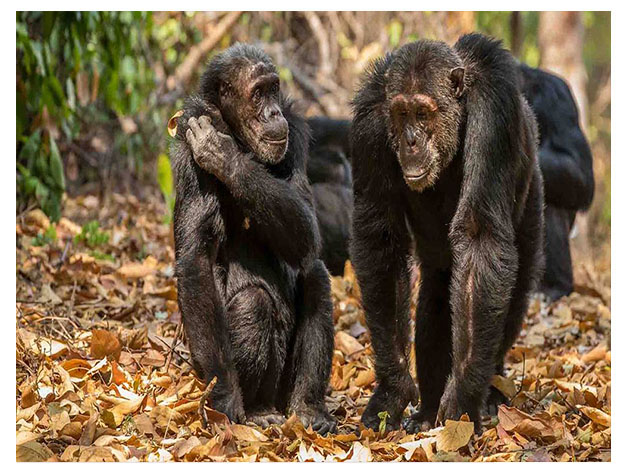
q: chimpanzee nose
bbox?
[405,130,417,148]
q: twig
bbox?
[165,11,243,94]
[165,322,183,372]
[303,12,332,80]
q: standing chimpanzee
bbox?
[306,117,353,275]
[170,44,336,434]
[350,34,544,432]
[520,64,595,301]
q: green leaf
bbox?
[378,411,389,433]
[157,153,173,197]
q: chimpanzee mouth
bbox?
[404,170,429,182]
[263,137,288,145]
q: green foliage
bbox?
[378,411,389,433]
[88,249,116,262]
[157,153,175,223]
[74,220,110,248]
[387,20,403,48]
[17,12,163,220]
[32,225,58,247]
[17,131,65,221]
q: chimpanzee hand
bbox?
[361,370,418,431]
[436,377,481,433]
[211,381,246,424]
[185,116,241,183]
[291,403,337,436]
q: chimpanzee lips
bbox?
[404,169,429,181]
[263,137,288,145]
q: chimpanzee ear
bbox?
[450,67,465,98]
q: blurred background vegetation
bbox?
[16,11,611,254]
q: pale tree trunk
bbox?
[538,11,591,266]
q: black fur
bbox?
[350,34,544,432]
[520,64,595,300]
[171,44,335,433]
[306,117,353,275]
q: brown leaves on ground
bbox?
[16,193,611,461]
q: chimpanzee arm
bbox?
[171,141,244,422]
[186,113,320,270]
[442,35,527,426]
[350,65,418,427]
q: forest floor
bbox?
[16,192,611,462]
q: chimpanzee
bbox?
[519,64,595,301]
[350,34,544,432]
[306,117,353,275]
[170,44,336,434]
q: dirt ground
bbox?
[16,191,611,462]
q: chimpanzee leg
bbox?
[279,259,336,434]
[404,267,452,432]
[541,205,574,301]
[488,172,544,413]
[226,285,287,426]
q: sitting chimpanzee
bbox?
[170,44,336,434]
[306,117,353,275]
[520,64,595,301]
[350,34,544,432]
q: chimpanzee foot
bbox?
[292,404,337,435]
[436,379,481,433]
[361,376,418,431]
[246,409,286,429]
[402,407,437,433]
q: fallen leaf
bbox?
[436,419,474,452]
[90,329,122,360]
[230,424,268,442]
[578,406,611,427]
[334,331,364,357]
[101,395,145,428]
[16,441,55,462]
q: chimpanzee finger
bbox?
[188,117,201,136]
[185,128,195,144]
[198,115,212,130]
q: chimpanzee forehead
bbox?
[248,61,275,79]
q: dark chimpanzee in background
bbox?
[350,34,544,432]
[170,44,336,434]
[305,117,353,276]
[520,64,595,301]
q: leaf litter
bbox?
[16,192,611,461]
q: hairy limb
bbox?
[172,142,244,423]
[351,194,417,430]
[186,116,320,269]
[283,260,336,435]
[404,267,452,433]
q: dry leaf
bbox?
[101,395,145,428]
[436,419,474,452]
[334,331,364,356]
[16,441,55,462]
[168,110,184,137]
[90,329,122,360]
[579,406,611,427]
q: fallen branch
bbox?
[166,11,243,92]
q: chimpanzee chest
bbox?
[404,163,463,268]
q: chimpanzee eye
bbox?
[416,111,428,121]
[271,82,280,95]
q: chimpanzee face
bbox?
[219,61,289,164]
[385,58,465,192]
